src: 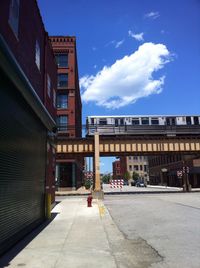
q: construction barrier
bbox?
[110,179,124,189]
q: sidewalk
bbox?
[0,197,142,268]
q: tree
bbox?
[102,173,112,184]
[124,171,131,182]
[132,171,140,181]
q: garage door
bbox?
[0,71,46,255]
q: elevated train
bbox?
[86,115,200,136]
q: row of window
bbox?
[91,116,200,126]
[128,156,148,161]
[129,165,148,172]
[149,155,183,167]
[9,0,41,71]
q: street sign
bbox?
[183,166,189,174]
[177,170,183,178]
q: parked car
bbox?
[123,180,129,186]
[136,180,147,187]
[131,180,136,186]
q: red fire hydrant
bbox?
[87,195,93,207]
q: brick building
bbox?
[112,156,149,182]
[0,0,57,255]
[50,37,83,190]
[112,160,122,180]
[149,155,200,188]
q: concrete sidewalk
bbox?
[0,197,148,268]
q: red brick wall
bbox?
[50,36,82,138]
[0,0,57,203]
[44,36,57,120]
[0,0,46,101]
[113,160,122,180]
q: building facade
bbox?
[112,156,149,182]
[112,160,122,180]
[50,36,83,190]
[120,156,149,182]
[149,155,200,188]
[0,0,57,255]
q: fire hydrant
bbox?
[87,195,93,207]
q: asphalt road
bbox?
[104,193,200,268]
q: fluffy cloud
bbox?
[128,30,144,41]
[80,42,172,109]
[144,11,160,19]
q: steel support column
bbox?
[92,133,104,199]
[72,162,76,190]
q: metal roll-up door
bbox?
[0,71,46,255]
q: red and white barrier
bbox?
[110,179,124,189]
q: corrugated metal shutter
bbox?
[0,72,46,255]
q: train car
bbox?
[86,115,200,136]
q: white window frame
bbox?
[47,74,51,97]
[35,40,40,70]
[53,89,56,108]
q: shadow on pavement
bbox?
[0,212,59,268]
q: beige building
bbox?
[120,156,149,182]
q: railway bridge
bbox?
[57,133,200,198]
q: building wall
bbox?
[120,156,149,181]
[50,36,82,138]
[0,0,57,254]
[112,160,122,180]
[148,154,200,188]
[0,0,46,101]
[0,0,57,202]
[50,36,83,189]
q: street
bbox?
[104,193,200,268]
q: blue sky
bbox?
[38,0,200,173]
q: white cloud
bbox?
[128,30,144,41]
[115,39,124,48]
[94,65,97,69]
[144,11,160,20]
[105,39,124,48]
[80,42,172,109]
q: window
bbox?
[58,74,68,87]
[91,118,94,125]
[194,117,199,125]
[132,118,140,125]
[186,117,191,125]
[99,119,107,125]
[144,165,148,172]
[141,117,149,125]
[9,0,20,38]
[35,40,40,70]
[151,118,159,125]
[133,156,138,160]
[120,118,124,125]
[53,90,56,108]
[129,156,132,160]
[57,94,68,109]
[47,74,51,97]
[140,165,143,171]
[55,54,68,67]
[129,165,132,171]
[57,115,67,131]
[134,165,139,171]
